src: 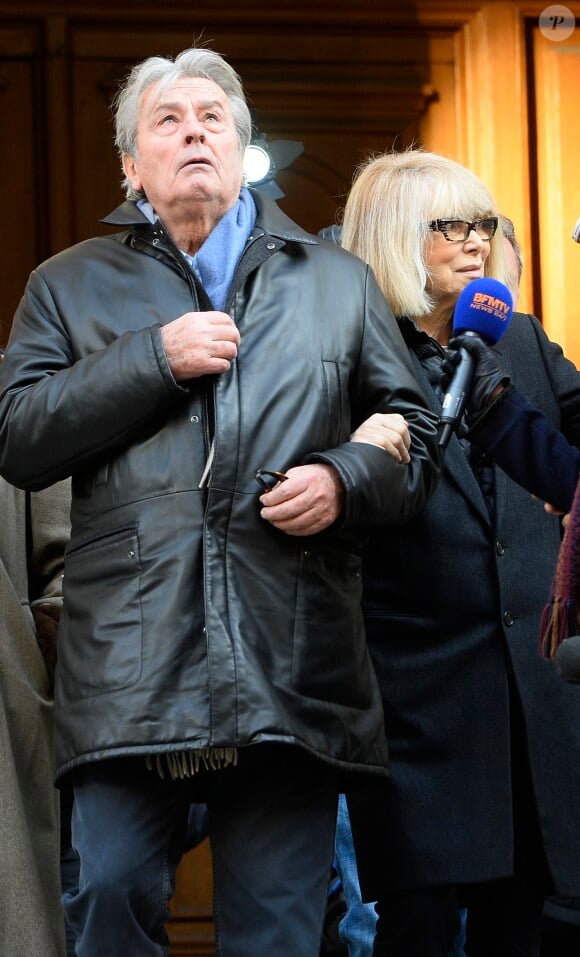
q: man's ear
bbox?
[122,153,142,192]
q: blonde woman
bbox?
[342,150,580,957]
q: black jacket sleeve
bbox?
[0,267,185,490]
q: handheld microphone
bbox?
[438,277,513,449]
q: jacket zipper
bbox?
[137,225,215,474]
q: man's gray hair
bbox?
[113,48,252,200]
[499,214,523,279]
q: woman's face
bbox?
[425,224,490,312]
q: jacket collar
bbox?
[100,201,150,227]
[100,189,318,246]
[249,189,318,245]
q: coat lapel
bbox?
[489,339,522,527]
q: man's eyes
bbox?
[157,113,221,124]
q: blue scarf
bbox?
[138,188,257,311]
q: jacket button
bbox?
[503,611,514,627]
[190,415,199,423]
[496,540,505,556]
[266,242,276,250]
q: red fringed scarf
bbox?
[540,477,580,658]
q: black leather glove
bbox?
[440,333,512,416]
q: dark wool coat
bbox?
[352,311,580,897]
[0,193,441,782]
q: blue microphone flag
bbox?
[452,277,513,343]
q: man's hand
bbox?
[543,501,570,527]
[161,311,240,380]
[259,464,344,536]
[350,412,411,463]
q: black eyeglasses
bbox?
[254,469,289,493]
[428,217,498,243]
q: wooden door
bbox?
[0,20,46,343]
[531,10,580,362]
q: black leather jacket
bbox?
[0,192,441,779]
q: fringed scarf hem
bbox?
[540,477,580,658]
[145,747,239,780]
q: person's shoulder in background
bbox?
[318,225,342,244]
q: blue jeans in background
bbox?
[452,909,467,956]
[335,794,377,956]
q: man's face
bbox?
[122,76,244,221]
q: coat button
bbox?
[503,611,514,627]
[496,540,505,556]
[190,415,199,423]
[266,242,276,250]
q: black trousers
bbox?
[64,746,339,957]
[371,873,548,957]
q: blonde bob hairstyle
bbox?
[341,150,506,319]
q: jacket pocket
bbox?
[322,359,346,448]
[60,524,143,697]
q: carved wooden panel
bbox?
[168,839,215,955]
[0,22,44,340]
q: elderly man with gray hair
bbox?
[0,47,441,956]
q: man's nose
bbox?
[184,120,205,145]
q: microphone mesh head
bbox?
[452,277,513,344]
